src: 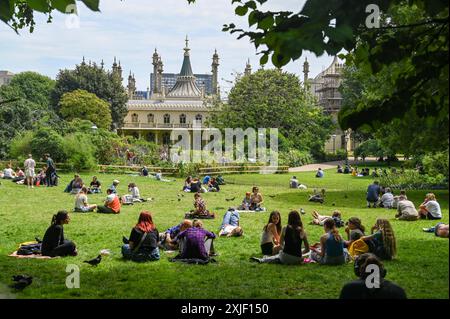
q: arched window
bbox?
[195,114,203,122]
[131,113,139,123]
[147,113,154,123]
[163,114,170,124]
[179,114,186,124]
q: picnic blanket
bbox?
[236,209,266,213]
[8,251,56,259]
[169,257,216,265]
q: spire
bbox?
[167,37,202,98]
[212,49,220,96]
[100,59,104,69]
[303,57,310,83]
[245,59,252,76]
[81,56,86,66]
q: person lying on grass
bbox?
[171,220,216,260]
[260,211,282,255]
[344,217,366,247]
[395,195,419,221]
[310,210,344,228]
[361,219,397,261]
[218,208,243,237]
[97,188,121,214]
[423,223,449,238]
[41,210,77,257]
[418,193,442,220]
[74,187,97,213]
[122,211,160,262]
[159,220,193,250]
[310,218,348,265]
[251,211,310,265]
[250,186,264,211]
[339,253,407,299]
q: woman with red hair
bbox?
[122,211,160,262]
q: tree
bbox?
[52,61,128,129]
[0,0,100,33]
[188,0,448,140]
[59,89,112,129]
[209,69,334,155]
[354,139,390,162]
[8,71,55,109]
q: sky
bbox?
[0,0,336,96]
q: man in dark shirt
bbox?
[44,153,56,187]
[173,221,216,260]
[339,253,407,299]
[366,181,381,208]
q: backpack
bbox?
[17,242,42,255]
[348,239,369,258]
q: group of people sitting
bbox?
[182,175,225,193]
[252,210,398,265]
[289,176,307,189]
[140,167,172,182]
[238,186,265,211]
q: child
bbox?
[239,192,252,210]
[362,219,397,260]
[311,218,347,265]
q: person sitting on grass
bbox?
[344,217,366,247]
[109,179,120,194]
[190,193,215,219]
[418,193,442,220]
[88,176,102,194]
[2,164,15,179]
[260,211,282,255]
[64,174,83,194]
[343,165,351,174]
[339,253,407,299]
[423,223,449,239]
[141,166,149,177]
[171,220,216,261]
[97,188,121,214]
[251,211,310,264]
[12,167,25,183]
[34,166,47,186]
[41,210,77,257]
[216,175,225,185]
[218,208,243,237]
[366,181,381,208]
[392,189,407,209]
[183,176,192,192]
[250,186,264,211]
[395,195,419,221]
[337,165,343,174]
[202,175,211,185]
[127,183,146,203]
[311,210,345,227]
[207,177,220,192]
[362,219,397,260]
[308,188,326,204]
[74,187,97,213]
[190,178,205,193]
[311,218,348,265]
[159,220,193,251]
[379,187,394,209]
[290,176,299,188]
[238,192,252,211]
[122,211,160,262]
[315,168,324,178]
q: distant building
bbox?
[303,57,356,153]
[0,71,14,86]
[119,38,220,146]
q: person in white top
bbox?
[3,164,15,179]
[74,187,97,212]
[418,193,442,220]
[24,154,36,188]
[380,187,394,209]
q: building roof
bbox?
[167,37,202,99]
[127,99,208,111]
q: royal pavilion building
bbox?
[118,38,220,146]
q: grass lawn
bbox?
[0,169,448,299]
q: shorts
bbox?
[25,169,35,178]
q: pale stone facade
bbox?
[0,70,14,86]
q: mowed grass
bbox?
[0,169,448,299]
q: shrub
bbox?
[9,131,34,161]
[422,151,449,179]
[62,133,97,171]
[279,150,313,167]
[379,170,448,190]
[31,127,66,162]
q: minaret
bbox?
[244,59,252,76]
[303,57,310,84]
[152,49,160,95]
[127,71,136,99]
[212,49,219,96]
[112,57,118,73]
[81,56,86,66]
[100,59,105,69]
[157,57,164,95]
[118,61,123,80]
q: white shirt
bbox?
[75,194,88,209]
[24,158,36,170]
[3,168,14,178]
[425,200,442,218]
[129,187,140,199]
[381,192,394,208]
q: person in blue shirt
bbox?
[366,181,381,208]
[218,208,242,237]
[316,168,324,178]
[202,175,211,185]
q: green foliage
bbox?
[59,89,112,129]
[8,130,34,162]
[52,61,128,128]
[62,133,98,171]
[422,151,449,179]
[354,139,390,160]
[209,69,334,157]
[279,149,313,167]
[1,0,100,33]
[8,71,55,108]
[30,127,66,162]
[378,170,448,190]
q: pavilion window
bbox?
[164,114,171,124]
[180,114,186,124]
[131,113,139,123]
[147,113,154,123]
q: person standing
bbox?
[24,154,36,189]
[44,153,56,187]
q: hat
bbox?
[113,179,120,184]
